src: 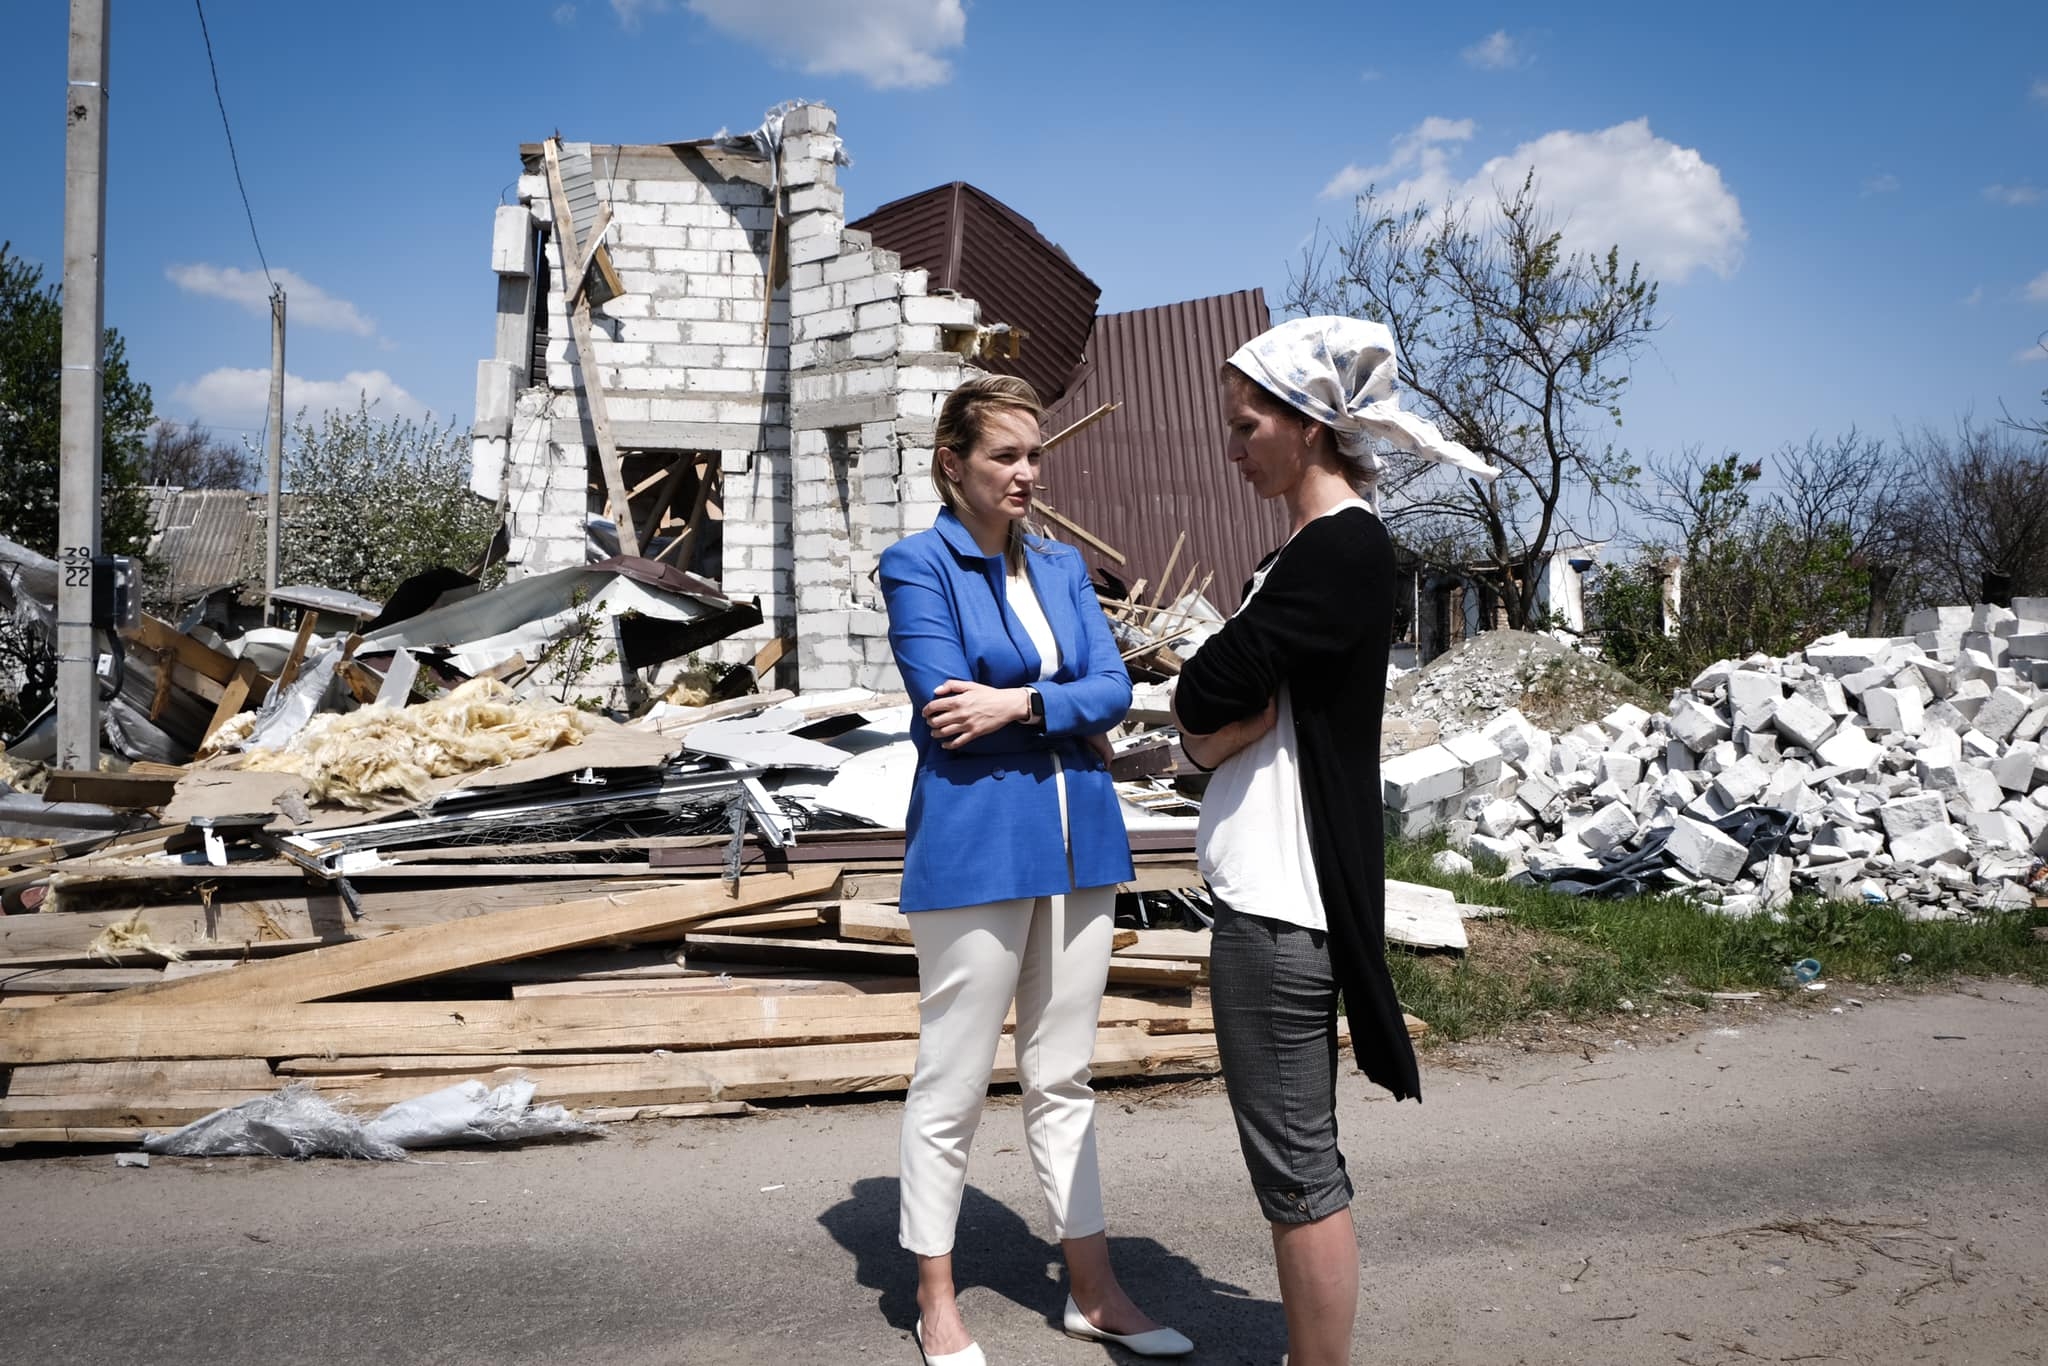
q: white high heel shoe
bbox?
[1061,1296,1194,1357]
[913,1318,987,1366]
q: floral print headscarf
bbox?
[1227,316,1499,504]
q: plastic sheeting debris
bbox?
[143,1079,598,1161]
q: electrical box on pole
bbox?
[55,0,112,771]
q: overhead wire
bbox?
[192,0,273,292]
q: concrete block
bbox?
[1889,822,1970,866]
[1668,695,1731,751]
[2008,633,2048,661]
[1961,631,2010,665]
[1813,824,1884,859]
[1726,670,1783,715]
[1963,810,2030,851]
[1973,686,2032,742]
[1805,637,1905,677]
[1760,757,1814,812]
[1601,702,1655,736]
[2001,740,2048,797]
[1384,797,1457,840]
[1710,754,1772,808]
[1862,687,1924,736]
[1840,664,1901,699]
[1599,751,1644,789]
[1515,769,1561,817]
[1442,732,1505,789]
[1667,815,1749,882]
[1564,800,1638,853]
[492,204,535,276]
[1479,708,1543,764]
[1382,745,1465,811]
[1878,792,1949,842]
[903,293,979,328]
[1476,798,1527,838]
[1815,725,1881,773]
[1954,764,2007,814]
[474,359,516,438]
[1904,605,1973,636]
[1972,603,2017,633]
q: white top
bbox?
[1007,568,1060,682]
[1007,567,1070,851]
[1193,498,1371,932]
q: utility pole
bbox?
[55,0,110,771]
[264,284,285,622]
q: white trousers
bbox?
[897,886,1118,1256]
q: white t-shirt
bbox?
[1007,566,1070,850]
[1193,498,1372,932]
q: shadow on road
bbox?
[819,1175,1283,1347]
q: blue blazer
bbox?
[879,509,1137,912]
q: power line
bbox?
[192,0,272,291]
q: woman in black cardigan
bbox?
[1172,316,1496,1366]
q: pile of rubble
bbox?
[1386,602,2048,918]
[1384,629,1654,743]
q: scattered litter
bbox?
[115,1152,149,1168]
[760,1184,785,1193]
[142,1080,597,1161]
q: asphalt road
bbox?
[3,983,2043,1366]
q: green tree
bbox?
[1592,440,1894,693]
[1287,175,1661,628]
[280,397,497,601]
[0,241,154,556]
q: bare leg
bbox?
[1062,1230,1164,1335]
[1271,1206,1358,1366]
[914,1252,974,1356]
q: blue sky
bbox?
[3,1,2044,495]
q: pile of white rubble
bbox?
[1381,601,2048,919]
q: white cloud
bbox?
[2017,340,2048,364]
[1462,30,1522,70]
[610,0,669,24]
[553,3,577,23]
[166,264,376,337]
[1338,116,1746,283]
[1963,285,1984,306]
[1861,172,1900,195]
[172,368,427,428]
[2033,78,2048,103]
[1360,68,1382,82]
[1321,116,1475,200]
[621,0,966,88]
[1985,183,2043,206]
[2028,270,2048,303]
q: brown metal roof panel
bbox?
[1042,289,1285,611]
[852,182,1100,405]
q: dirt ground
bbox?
[2,982,2043,1365]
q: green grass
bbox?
[1382,836,2048,1042]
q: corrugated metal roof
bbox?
[1041,289,1289,612]
[148,489,266,604]
[851,182,1099,406]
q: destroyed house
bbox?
[470,103,1282,695]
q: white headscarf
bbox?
[1226,316,1499,502]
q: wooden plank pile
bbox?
[0,681,1250,1147]
[0,850,1232,1146]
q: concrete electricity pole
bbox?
[264,285,285,622]
[55,0,111,771]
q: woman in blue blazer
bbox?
[881,375,1192,1365]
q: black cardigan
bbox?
[1176,506,1420,1102]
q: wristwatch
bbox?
[1024,687,1045,726]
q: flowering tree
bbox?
[281,398,498,601]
